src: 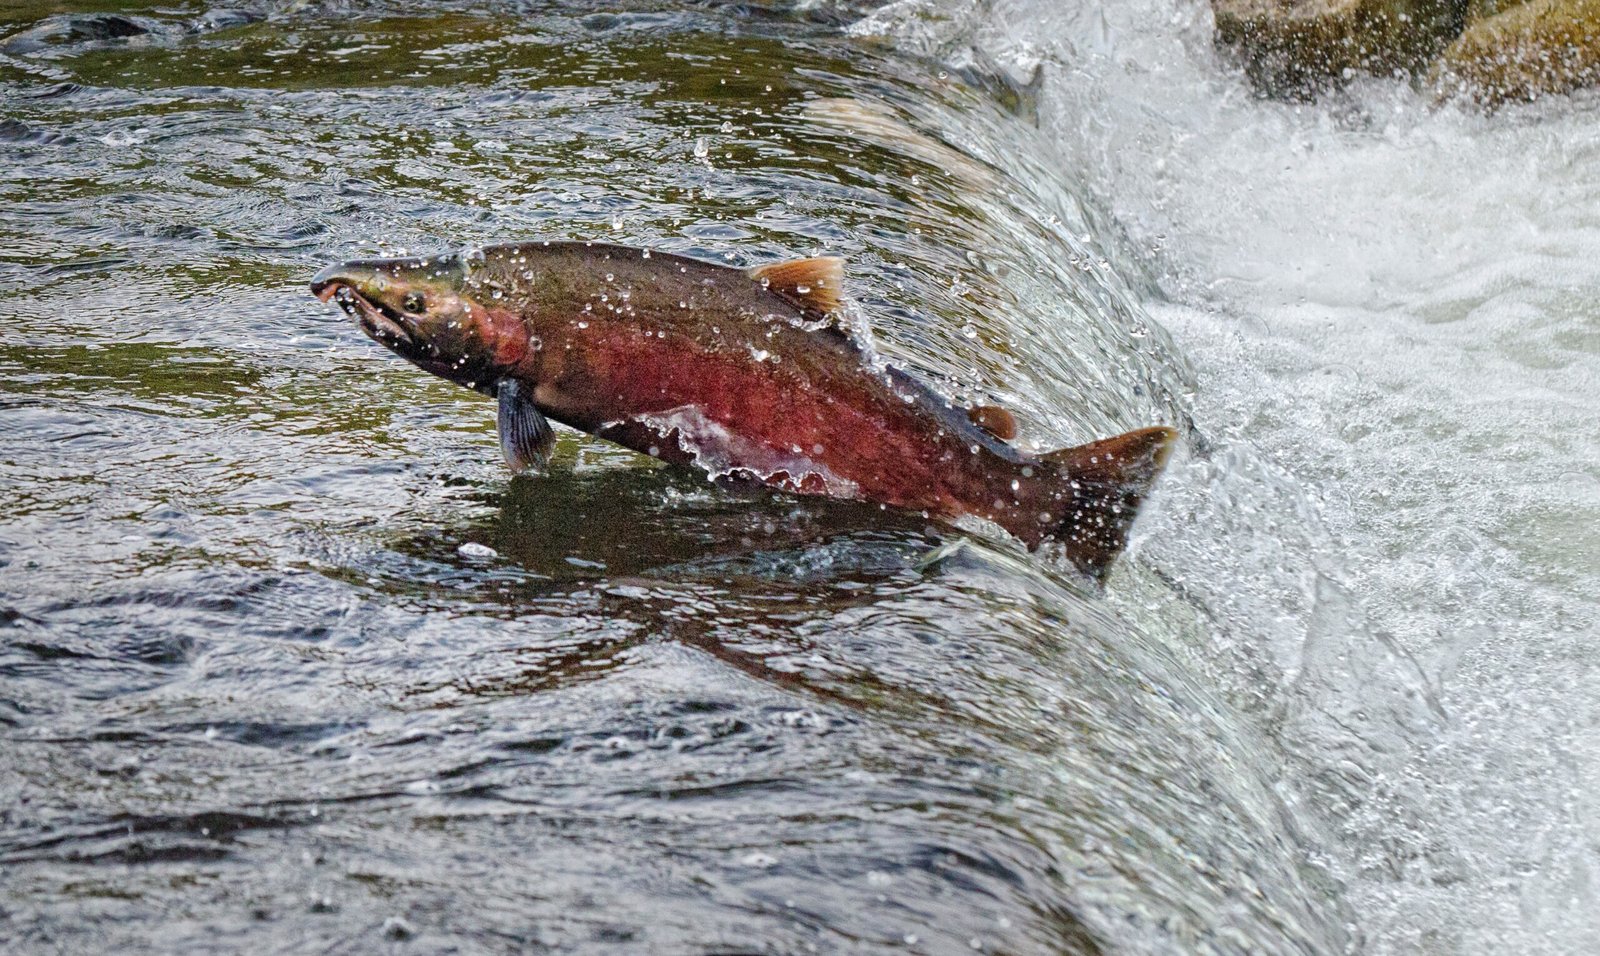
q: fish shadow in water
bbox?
[385,465,946,706]
[480,464,940,583]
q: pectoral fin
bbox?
[496,378,554,474]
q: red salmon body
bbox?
[311,241,1175,577]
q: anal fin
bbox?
[497,378,555,474]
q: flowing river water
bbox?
[1,0,1596,953]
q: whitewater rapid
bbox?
[855,0,1600,950]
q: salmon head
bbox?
[310,251,528,393]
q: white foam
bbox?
[859,0,1600,949]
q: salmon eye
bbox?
[402,291,425,313]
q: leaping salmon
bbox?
[310,241,1175,578]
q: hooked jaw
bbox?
[310,251,512,394]
[310,264,416,347]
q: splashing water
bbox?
[852,0,1600,950]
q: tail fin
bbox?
[1010,426,1178,578]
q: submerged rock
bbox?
[0,13,153,54]
[1433,0,1600,105]
[1212,0,1464,97]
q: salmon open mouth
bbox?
[315,282,415,348]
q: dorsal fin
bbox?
[968,405,1017,441]
[748,256,844,316]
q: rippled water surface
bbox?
[2,0,1596,953]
